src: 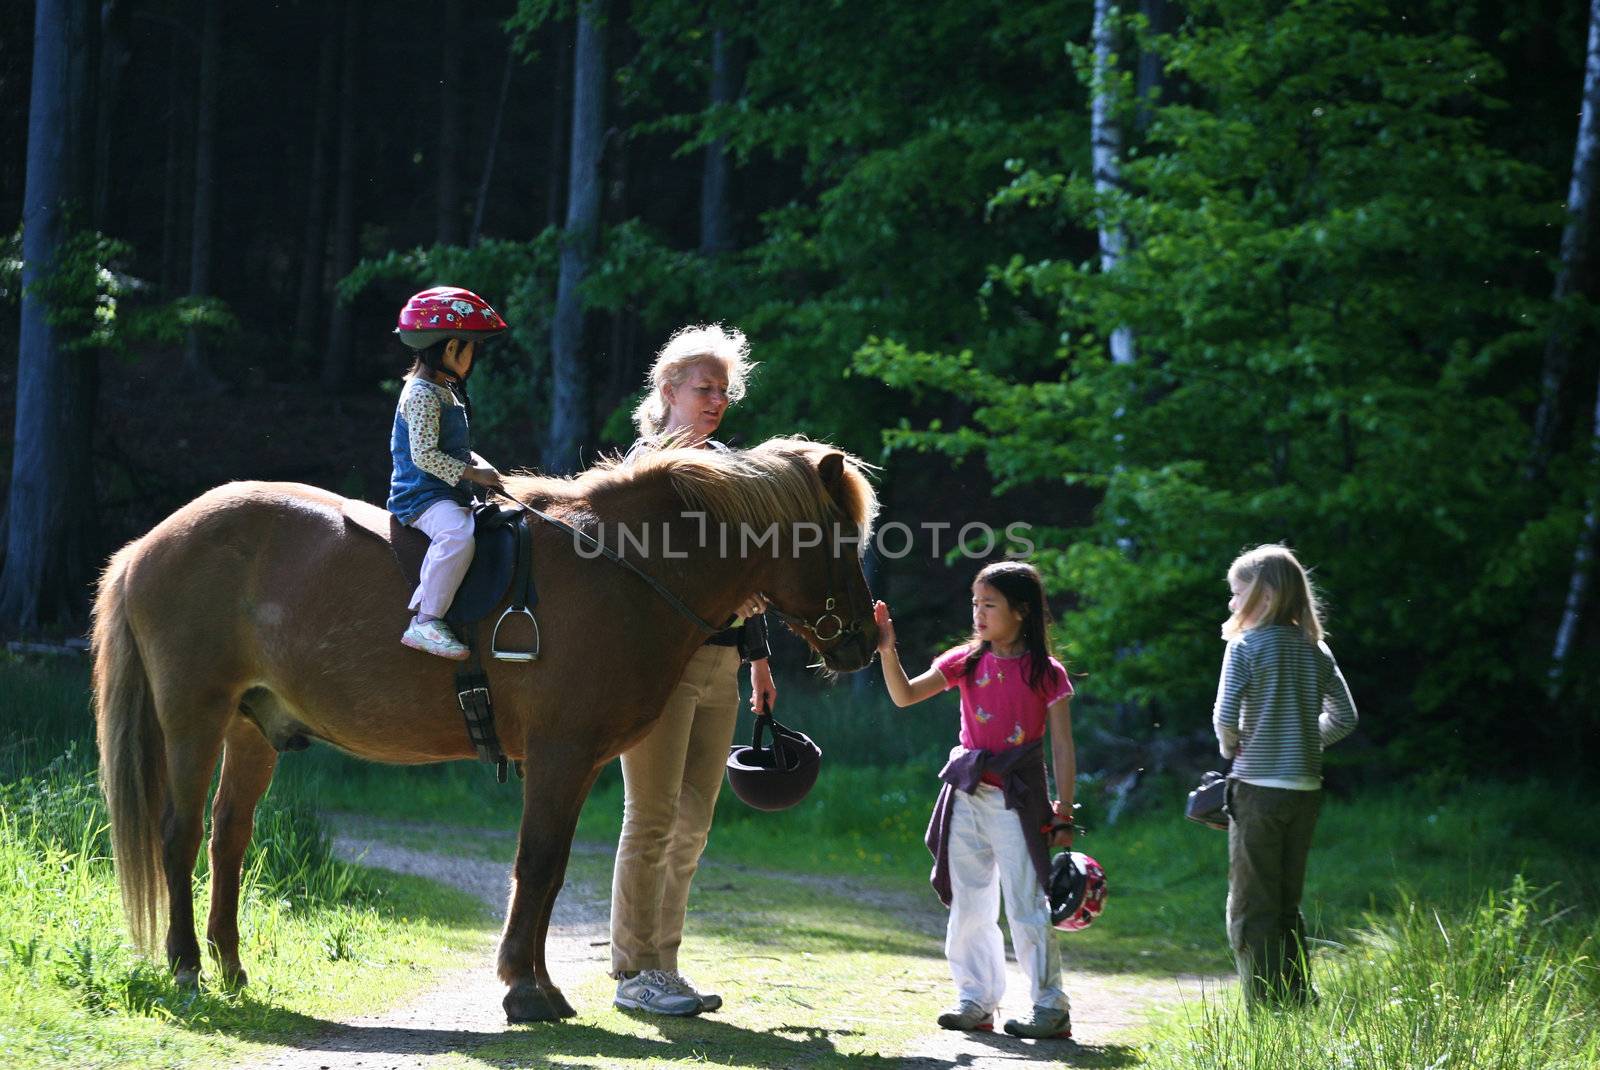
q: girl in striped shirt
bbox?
[1212,544,1357,1008]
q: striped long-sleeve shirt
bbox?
[1212,624,1358,789]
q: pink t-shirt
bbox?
[935,645,1073,753]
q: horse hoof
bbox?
[504,981,574,1023]
[218,965,249,990]
[174,968,201,989]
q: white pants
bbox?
[407,499,475,619]
[945,784,1069,1012]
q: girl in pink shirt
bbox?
[874,560,1077,1040]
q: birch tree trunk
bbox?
[0,0,97,634]
[293,16,338,360]
[321,0,362,393]
[543,0,605,475]
[699,26,735,255]
[1547,0,1600,692]
[1530,0,1600,478]
[1550,381,1600,691]
[1092,0,1135,365]
[182,0,222,387]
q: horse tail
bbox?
[91,543,166,952]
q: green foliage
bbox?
[3,224,237,356]
[854,0,1587,770]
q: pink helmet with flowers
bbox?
[395,286,508,349]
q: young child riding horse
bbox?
[388,286,510,660]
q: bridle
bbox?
[762,517,872,653]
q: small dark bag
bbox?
[1185,770,1230,830]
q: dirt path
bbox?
[236,819,1217,1070]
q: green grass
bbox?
[1141,880,1600,1069]
[0,659,491,1070]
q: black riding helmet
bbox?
[725,712,821,811]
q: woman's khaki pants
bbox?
[610,643,741,975]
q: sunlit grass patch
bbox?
[0,744,490,1070]
[1142,880,1600,1070]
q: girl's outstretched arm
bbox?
[874,601,946,707]
[1047,697,1077,847]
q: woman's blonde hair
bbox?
[1222,543,1325,643]
[631,323,756,436]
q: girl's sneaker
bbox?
[401,617,470,660]
[1003,1004,1073,1039]
[936,1000,994,1031]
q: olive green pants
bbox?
[610,644,741,976]
[1226,780,1323,1006]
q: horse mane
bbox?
[502,437,879,541]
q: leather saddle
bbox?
[344,498,539,784]
[343,498,538,661]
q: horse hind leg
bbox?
[206,716,279,988]
[155,683,233,986]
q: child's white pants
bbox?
[407,499,475,619]
[945,783,1070,1013]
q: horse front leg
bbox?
[205,717,278,987]
[500,747,601,1023]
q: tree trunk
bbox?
[699,26,735,255]
[92,0,131,229]
[543,0,605,475]
[321,0,362,393]
[1092,0,1135,365]
[1530,0,1600,478]
[436,0,462,246]
[293,13,339,361]
[159,31,185,295]
[546,21,572,231]
[470,39,515,247]
[1134,0,1172,135]
[0,0,98,635]
[183,0,222,387]
[1550,375,1600,692]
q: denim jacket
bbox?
[388,378,475,524]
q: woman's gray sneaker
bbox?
[664,969,722,1012]
[1003,1004,1072,1039]
[614,969,703,1016]
[936,1000,994,1032]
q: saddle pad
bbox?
[342,499,517,626]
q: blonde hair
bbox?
[1222,544,1325,643]
[631,323,757,436]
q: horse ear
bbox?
[817,452,846,492]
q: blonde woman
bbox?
[1212,544,1359,1008]
[609,324,776,1017]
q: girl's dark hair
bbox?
[962,560,1056,693]
[407,338,473,422]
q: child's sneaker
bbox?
[613,969,702,1016]
[401,617,470,660]
[663,969,722,1012]
[1003,1004,1072,1039]
[936,1000,994,1032]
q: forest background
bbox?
[3,0,1600,789]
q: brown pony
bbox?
[91,437,879,1022]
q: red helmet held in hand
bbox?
[1048,851,1107,931]
[395,286,508,349]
